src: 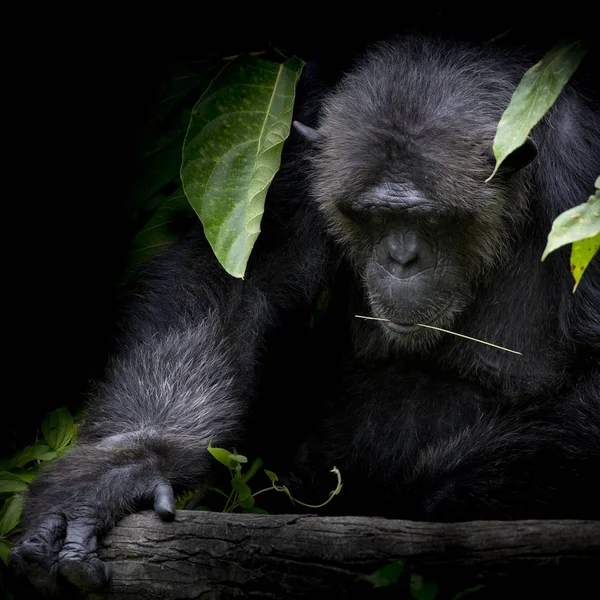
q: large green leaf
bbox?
[542,178,600,290]
[542,188,600,257]
[571,231,600,291]
[488,40,587,180]
[181,55,305,278]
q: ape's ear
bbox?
[497,137,538,174]
[293,121,322,143]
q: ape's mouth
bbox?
[381,299,456,334]
[384,322,422,333]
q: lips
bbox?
[384,321,422,333]
[380,299,456,334]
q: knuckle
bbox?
[58,541,88,562]
[60,556,110,592]
[18,538,52,563]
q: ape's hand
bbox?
[8,455,178,596]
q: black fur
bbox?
[9,35,600,595]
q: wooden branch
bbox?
[95,511,600,599]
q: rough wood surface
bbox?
[95,511,600,599]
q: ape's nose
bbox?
[377,231,434,279]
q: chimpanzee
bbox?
[9,34,600,595]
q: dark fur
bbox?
[10,36,600,595]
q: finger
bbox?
[153,481,176,521]
[9,513,66,596]
[58,512,110,592]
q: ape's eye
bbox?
[339,202,389,228]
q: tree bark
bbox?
[95,511,600,599]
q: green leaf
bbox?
[360,561,405,588]
[264,469,279,483]
[542,190,600,259]
[571,231,600,291]
[542,179,600,290]
[0,540,13,565]
[410,575,439,600]
[488,40,587,180]
[231,479,253,502]
[7,467,39,483]
[242,457,264,484]
[129,188,193,271]
[0,496,25,535]
[41,408,75,451]
[9,444,57,468]
[0,473,28,494]
[181,55,305,277]
[237,495,255,509]
[207,444,238,469]
[175,490,196,510]
[228,453,248,464]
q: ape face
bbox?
[340,185,478,344]
[303,39,534,353]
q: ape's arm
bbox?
[10,205,329,596]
